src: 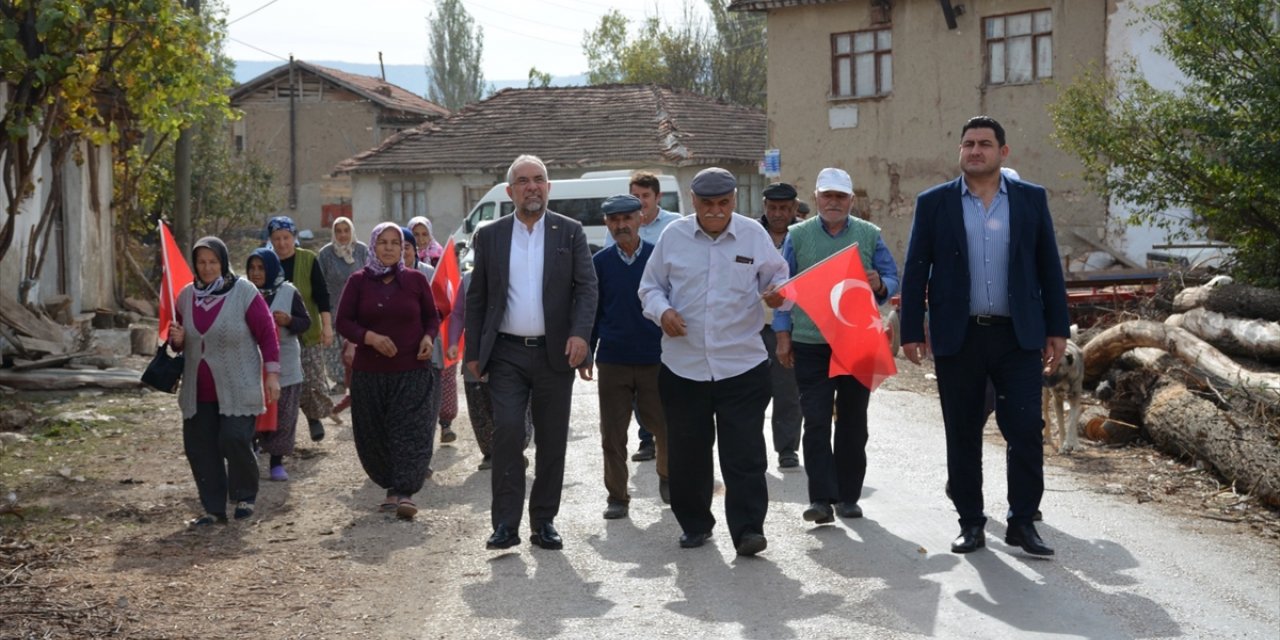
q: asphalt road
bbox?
[317,378,1279,640]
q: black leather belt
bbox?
[971,315,1012,326]
[497,332,546,347]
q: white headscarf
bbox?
[331,216,357,264]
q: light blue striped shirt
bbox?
[961,176,1011,317]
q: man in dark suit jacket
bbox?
[900,116,1070,557]
[465,154,598,551]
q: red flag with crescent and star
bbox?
[778,242,897,390]
[157,221,193,344]
[430,238,464,367]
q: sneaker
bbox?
[308,418,325,442]
[478,455,492,470]
[269,465,288,482]
[188,513,227,527]
[631,442,656,462]
[440,426,457,444]
[233,501,255,520]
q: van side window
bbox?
[468,202,495,232]
[659,193,680,213]
[549,198,606,226]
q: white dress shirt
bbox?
[639,213,789,381]
[500,214,546,336]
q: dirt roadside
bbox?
[1,354,1276,639]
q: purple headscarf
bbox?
[364,222,405,278]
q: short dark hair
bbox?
[962,115,1006,147]
[630,171,661,195]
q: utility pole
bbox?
[173,0,201,252]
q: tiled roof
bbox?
[333,84,765,175]
[728,0,850,11]
[230,60,449,118]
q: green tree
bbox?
[426,0,485,110]
[1050,0,1280,286]
[581,1,764,107]
[527,66,552,89]
[1,0,231,273]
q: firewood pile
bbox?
[1080,276,1280,507]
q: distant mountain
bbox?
[233,60,586,100]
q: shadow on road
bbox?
[461,551,614,639]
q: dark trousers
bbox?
[183,403,258,516]
[659,361,770,547]
[598,362,667,505]
[793,342,870,505]
[487,339,574,531]
[761,326,802,454]
[934,322,1045,527]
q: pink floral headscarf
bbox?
[407,216,445,264]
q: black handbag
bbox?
[141,343,185,393]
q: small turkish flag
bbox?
[157,221,193,343]
[778,243,897,390]
[430,238,464,367]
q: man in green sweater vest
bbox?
[769,168,900,524]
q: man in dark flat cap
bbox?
[759,182,803,470]
[580,195,670,520]
[639,167,788,557]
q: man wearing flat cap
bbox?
[759,183,804,470]
[639,167,788,556]
[581,194,670,520]
[768,167,899,526]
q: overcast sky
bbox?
[222,0,713,81]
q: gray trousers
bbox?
[762,326,802,454]
[487,339,574,531]
[183,403,259,516]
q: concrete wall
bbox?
[763,0,1109,262]
[1104,0,1214,267]
[0,116,115,313]
[236,83,389,232]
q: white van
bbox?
[450,173,681,255]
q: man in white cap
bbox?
[639,167,788,556]
[768,167,899,525]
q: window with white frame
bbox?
[831,28,892,99]
[985,10,1053,85]
[387,180,427,223]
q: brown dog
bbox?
[1042,340,1084,453]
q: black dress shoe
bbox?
[530,522,563,550]
[631,443,656,461]
[735,533,768,556]
[1005,522,1055,556]
[486,524,520,550]
[835,502,863,519]
[803,502,834,524]
[603,502,628,520]
[951,525,986,554]
[679,531,712,548]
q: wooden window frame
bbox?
[984,9,1054,86]
[830,27,893,100]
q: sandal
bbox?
[379,497,398,512]
[395,498,418,520]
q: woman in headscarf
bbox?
[266,216,333,443]
[246,248,310,482]
[407,216,459,445]
[407,216,445,267]
[318,216,368,397]
[336,222,440,520]
[170,237,281,526]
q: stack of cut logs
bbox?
[1082,278,1280,506]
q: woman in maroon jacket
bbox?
[336,222,440,520]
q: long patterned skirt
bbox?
[299,345,334,421]
[323,338,347,392]
[439,363,459,426]
[351,367,437,497]
[258,383,302,456]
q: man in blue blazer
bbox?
[900,116,1070,557]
